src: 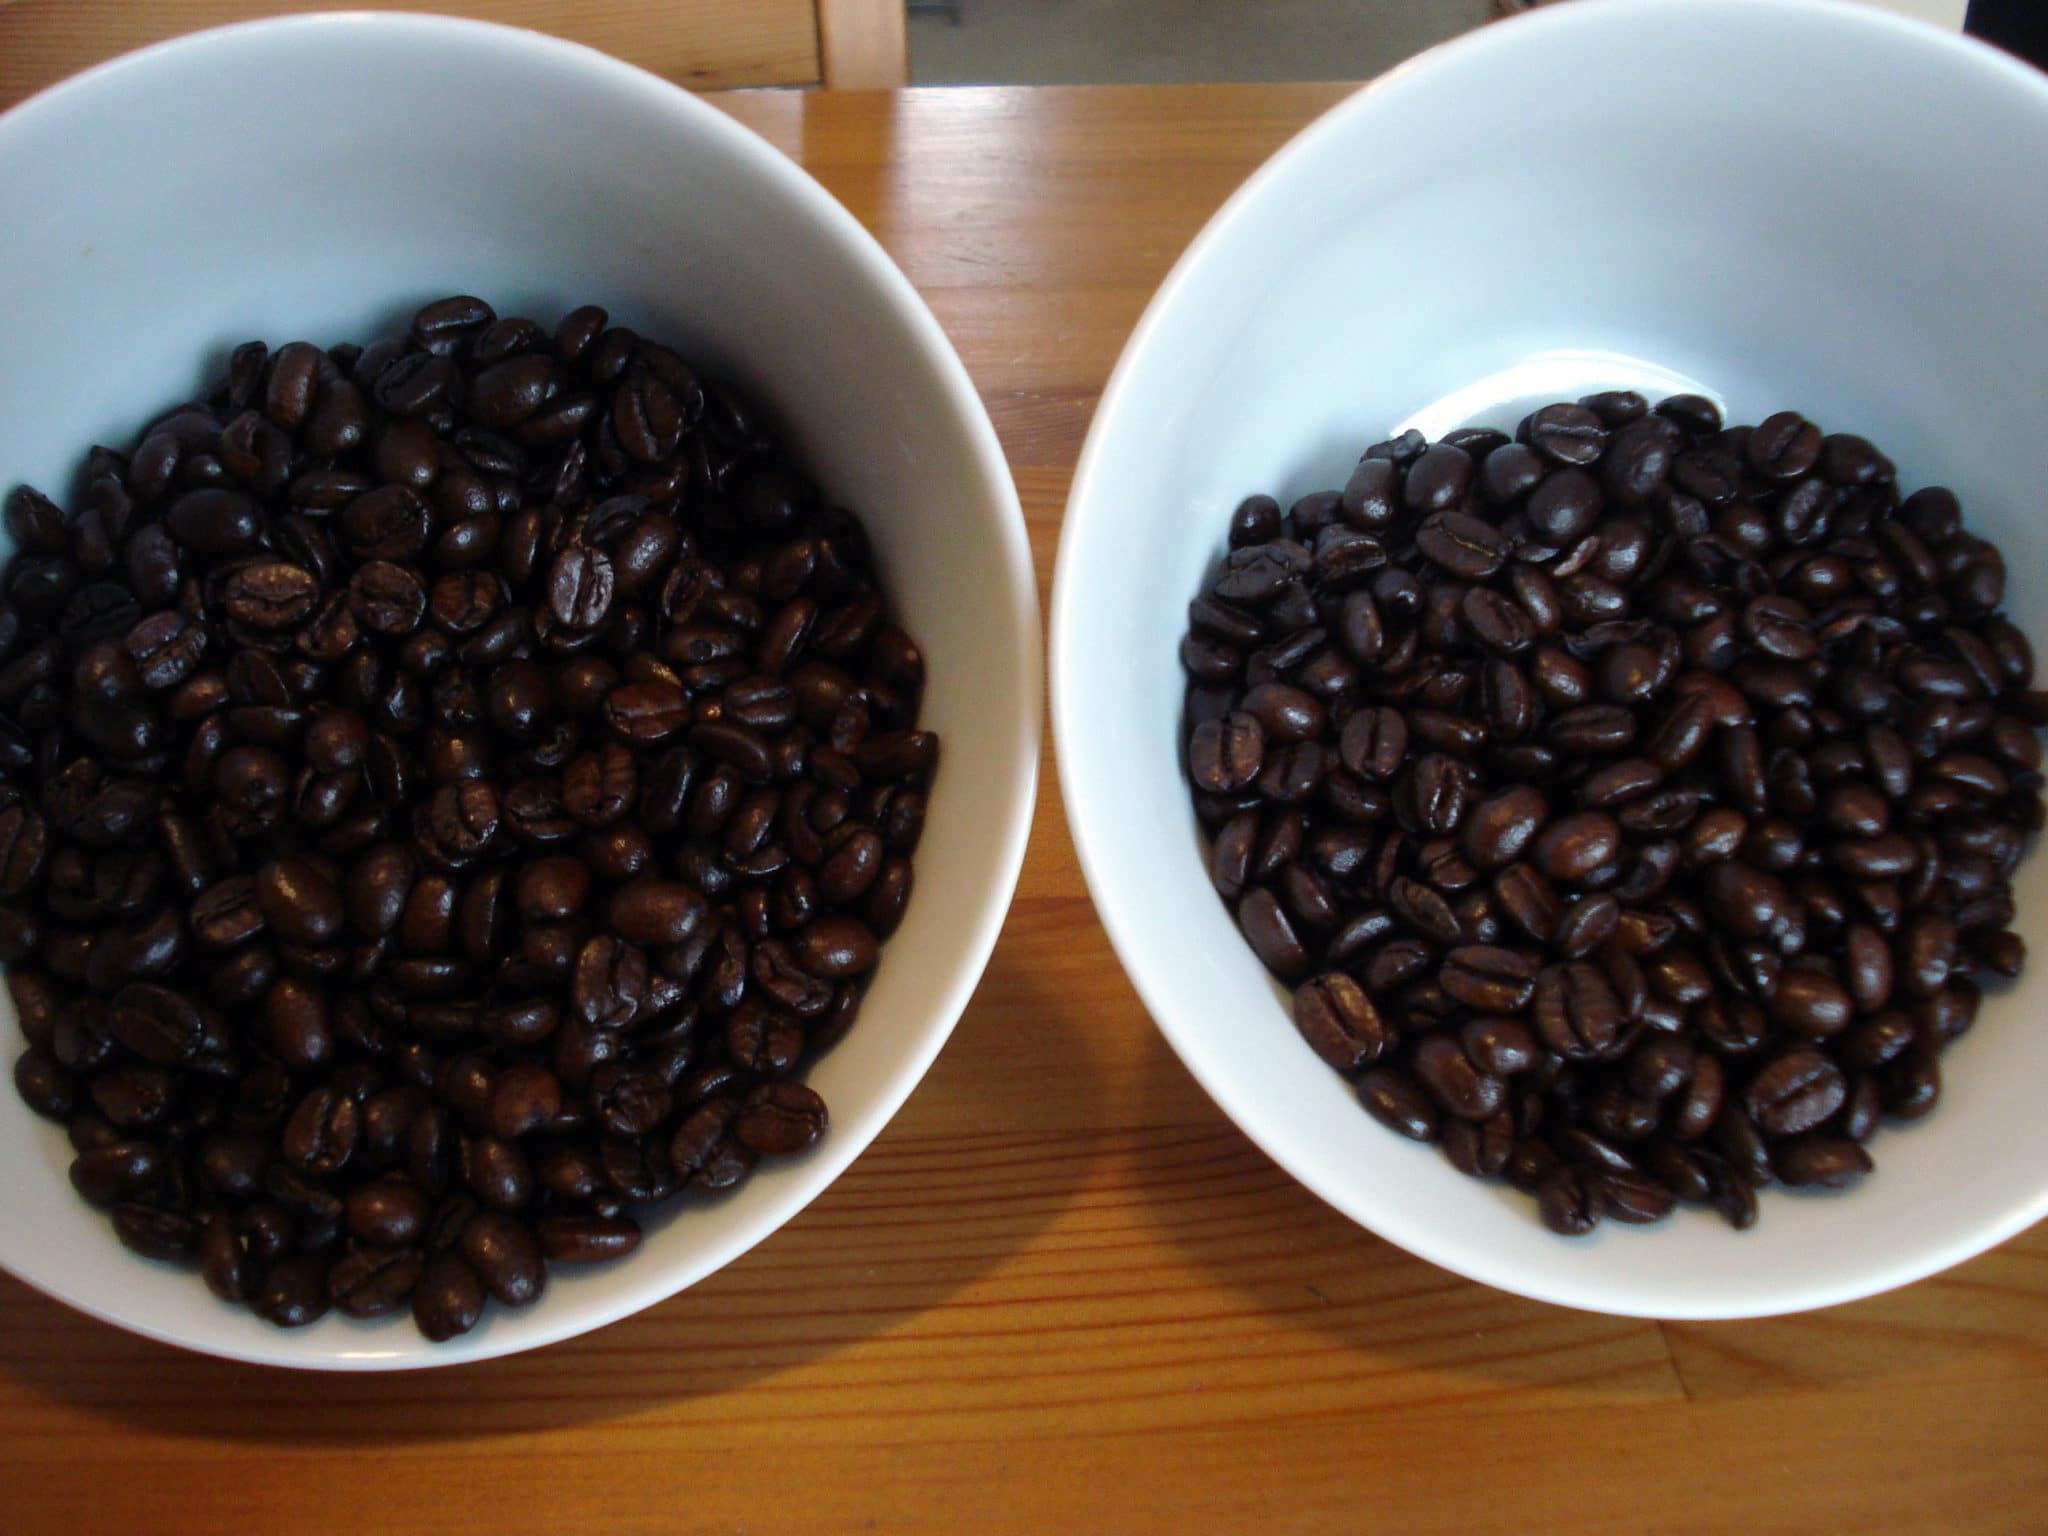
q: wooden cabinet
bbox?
[0,0,907,113]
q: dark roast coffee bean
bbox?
[1531,962,1623,1060]
[1525,403,1608,466]
[1526,469,1602,545]
[253,1254,331,1328]
[1292,972,1390,1071]
[1403,444,1473,512]
[1412,1034,1506,1122]
[1189,711,1264,794]
[1747,411,1822,482]
[1774,1135,1873,1188]
[1744,1050,1847,1138]
[1597,1170,1676,1225]
[1238,888,1311,980]
[1415,511,1509,581]
[329,1247,425,1318]
[732,1081,828,1155]
[1461,787,1548,871]
[166,488,262,554]
[3,300,927,1338]
[1765,970,1854,1037]
[255,857,345,946]
[346,1177,429,1248]
[1357,1068,1438,1142]
[458,1211,544,1306]
[537,1214,642,1264]
[1439,946,1538,1012]
[1536,1167,1599,1234]
[69,1140,163,1207]
[1531,813,1620,882]
[606,878,709,947]
[412,1252,487,1341]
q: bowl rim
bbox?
[0,9,1042,1369]
[1051,0,2048,1320]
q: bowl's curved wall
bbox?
[1055,0,2048,1318]
[0,13,1040,1367]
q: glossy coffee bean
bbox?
[1,299,929,1340]
[1292,973,1391,1072]
[1181,395,2042,1237]
[412,1252,487,1342]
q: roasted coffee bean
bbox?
[537,1214,642,1264]
[1338,706,1406,782]
[1525,403,1608,467]
[69,1140,163,1207]
[1412,1034,1506,1121]
[346,1177,429,1248]
[1238,887,1311,980]
[1744,1049,1847,1138]
[1292,973,1391,1071]
[1415,511,1510,581]
[1774,1135,1873,1189]
[3,301,928,1337]
[1461,786,1548,871]
[1536,1167,1600,1234]
[733,1081,828,1155]
[1460,1016,1539,1077]
[1439,946,1538,1012]
[485,1061,562,1140]
[1553,893,1620,959]
[167,488,262,554]
[607,878,708,947]
[1531,962,1623,1059]
[1597,1169,1677,1225]
[1766,970,1854,1037]
[1189,711,1264,794]
[1748,411,1822,482]
[1357,1068,1438,1142]
[412,1251,487,1341]
[1526,468,1603,544]
[1701,860,1791,940]
[256,856,345,946]
[792,915,879,978]
[1531,813,1621,883]
[457,1211,544,1306]
[253,1253,331,1328]
[1493,863,1563,943]
[1441,1112,1514,1177]
[328,1246,425,1318]
[282,1084,359,1176]
[1256,393,2048,1237]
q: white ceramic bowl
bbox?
[1054,0,2048,1318]
[0,14,1039,1367]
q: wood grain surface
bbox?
[819,0,908,88]
[1,82,2045,1536]
[0,0,823,107]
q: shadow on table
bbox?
[1123,1024,1681,1408]
[0,918,1102,1447]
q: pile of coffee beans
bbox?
[1181,392,2042,1234]
[1,296,935,1337]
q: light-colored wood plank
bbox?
[818,0,907,88]
[0,80,2044,1536]
[0,0,822,112]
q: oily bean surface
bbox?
[1181,397,2043,1235]
[0,298,934,1338]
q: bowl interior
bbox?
[0,15,1037,1365]
[1055,0,2048,1318]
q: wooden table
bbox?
[2,84,2044,1535]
